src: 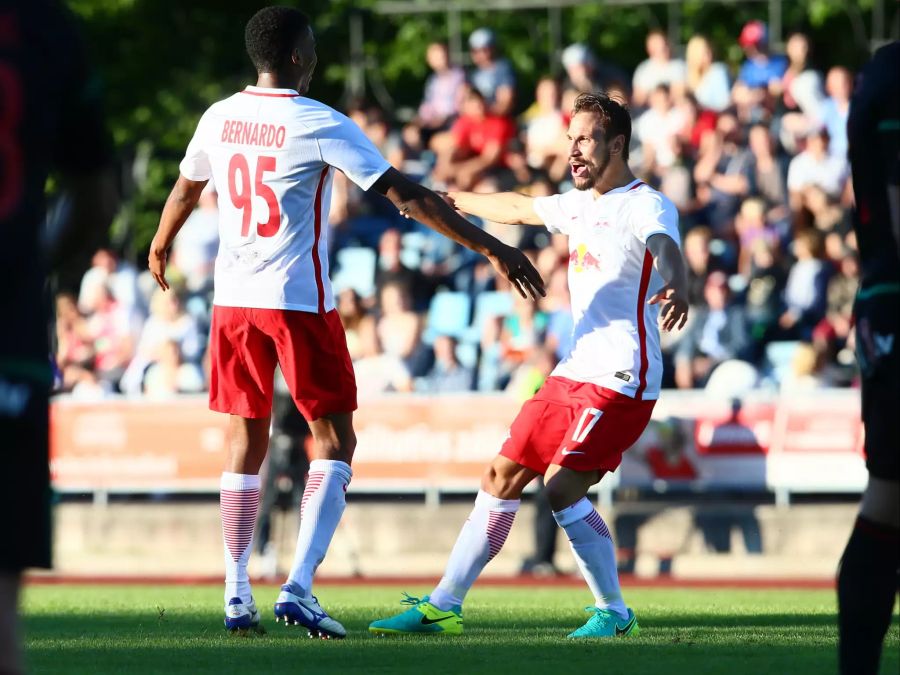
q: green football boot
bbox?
[368,593,463,635]
[567,607,640,639]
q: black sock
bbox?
[837,515,900,675]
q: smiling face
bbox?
[566,111,618,191]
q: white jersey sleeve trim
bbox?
[627,191,681,246]
[313,110,392,191]
[179,110,213,182]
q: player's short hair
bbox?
[245,6,311,73]
[572,92,632,160]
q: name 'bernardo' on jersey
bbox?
[221,119,287,148]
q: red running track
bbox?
[24,574,834,590]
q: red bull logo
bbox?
[569,243,601,273]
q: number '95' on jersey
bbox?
[179,86,391,313]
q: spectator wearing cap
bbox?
[468,28,516,117]
[675,271,750,389]
[416,42,466,134]
[819,66,853,160]
[561,43,630,97]
[633,29,686,107]
[787,126,849,208]
[684,35,730,112]
[736,20,788,90]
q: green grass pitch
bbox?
[22,584,899,675]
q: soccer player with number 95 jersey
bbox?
[146,6,544,638]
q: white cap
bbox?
[562,43,595,69]
[469,28,496,50]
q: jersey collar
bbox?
[607,179,644,195]
[241,85,301,98]
[592,178,644,199]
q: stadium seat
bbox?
[331,246,376,299]
[463,291,514,343]
[400,232,427,269]
[456,342,479,370]
[423,291,471,344]
[763,341,802,386]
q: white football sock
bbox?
[553,497,628,620]
[285,459,352,599]
[430,490,520,611]
[220,472,260,604]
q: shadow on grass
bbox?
[25,639,895,675]
[24,609,854,636]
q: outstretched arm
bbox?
[646,233,689,332]
[148,175,208,291]
[371,168,545,298]
[445,190,543,226]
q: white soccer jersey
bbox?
[179,86,391,313]
[533,180,681,400]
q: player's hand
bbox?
[438,191,457,210]
[487,244,546,300]
[649,284,688,332]
[148,243,170,291]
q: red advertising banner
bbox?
[49,390,866,494]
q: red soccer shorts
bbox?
[500,376,655,475]
[208,306,357,420]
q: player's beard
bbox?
[571,143,611,191]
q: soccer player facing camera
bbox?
[370,93,689,639]
[148,6,544,638]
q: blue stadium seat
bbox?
[456,342,479,370]
[423,291,471,344]
[463,291,514,344]
[764,340,801,386]
[331,246,376,299]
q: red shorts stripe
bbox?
[499,376,655,475]
[209,306,356,420]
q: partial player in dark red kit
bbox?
[0,1,115,671]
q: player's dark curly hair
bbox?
[572,92,632,160]
[245,6,310,73]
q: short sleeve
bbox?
[786,156,804,192]
[628,192,680,246]
[316,113,391,191]
[179,111,213,181]
[533,189,584,235]
[496,60,517,88]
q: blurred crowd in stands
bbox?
[54,20,862,400]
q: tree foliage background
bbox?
[65,0,896,258]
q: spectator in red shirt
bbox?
[433,85,517,190]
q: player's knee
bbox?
[543,474,588,512]
[312,430,355,462]
[542,481,570,512]
[481,463,520,499]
